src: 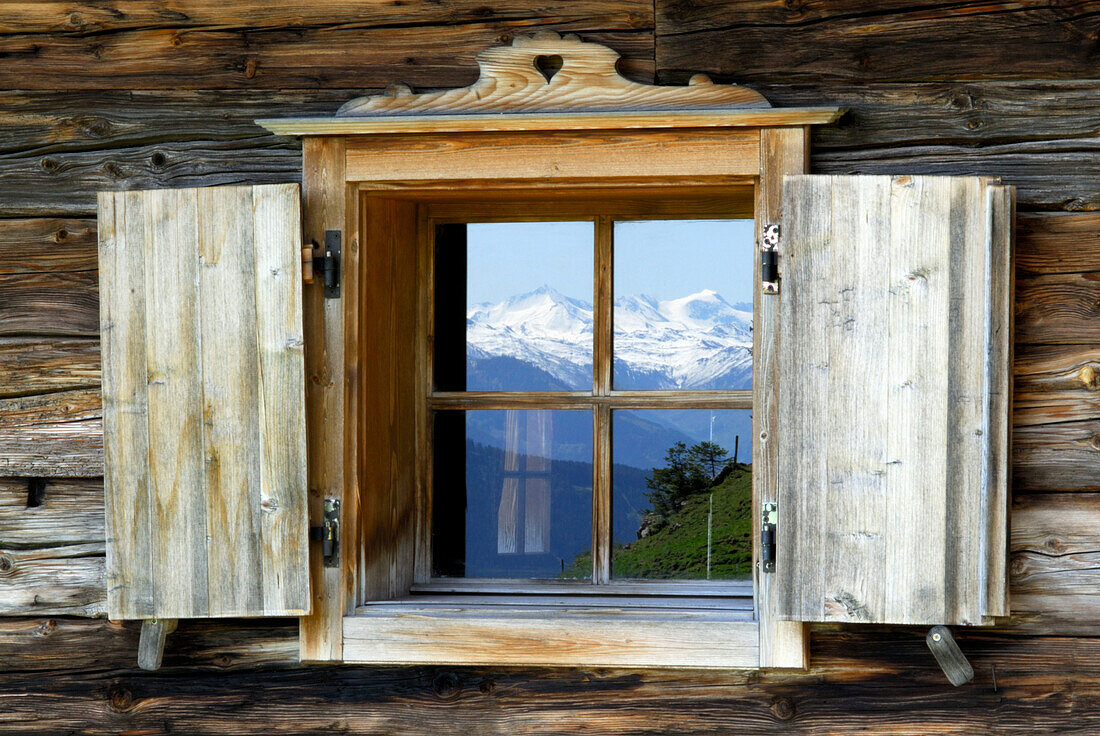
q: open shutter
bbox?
[98,184,310,620]
[776,174,1013,626]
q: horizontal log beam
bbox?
[0,25,653,91]
[0,338,101,399]
[0,622,1098,732]
[0,543,105,617]
[657,1,1100,83]
[0,478,104,548]
[1014,344,1100,428]
[0,1,654,35]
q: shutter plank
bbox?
[143,188,209,618]
[98,191,155,620]
[99,183,308,620]
[777,174,1013,626]
[198,185,263,615]
[253,183,309,615]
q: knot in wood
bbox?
[770,697,796,721]
[1078,364,1100,390]
[431,672,462,700]
[0,555,13,574]
[107,684,135,713]
[34,619,57,637]
[478,678,495,695]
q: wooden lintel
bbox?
[257,107,845,138]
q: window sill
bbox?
[342,593,758,668]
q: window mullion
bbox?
[593,216,614,584]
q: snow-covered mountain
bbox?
[466,285,752,391]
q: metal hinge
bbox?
[309,497,340,568]
[302,229,341,298]
[761,223,780,294]
[762,502,777,573]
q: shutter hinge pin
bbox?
[761,223,780,294]
[301,230,341,298]
[309,497,340,568]
[762,502,777,573]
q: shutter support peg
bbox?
[761,223,780,294]
[926,626,975,686]
[310,497,341,568]
[302,229,341,298]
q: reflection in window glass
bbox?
[611,409,753,581]
[432,409,593,579]
[613,220,754,390]
[436,221,594,392]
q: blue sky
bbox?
[466,219,755,306]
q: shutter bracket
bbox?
[310,497,340,568]
[302,230,341,298]
[761,223,780,294]
[762,502,777,573]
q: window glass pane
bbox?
[611,409,752,581]
[437,221,594,392]
[433,409,593,579]
[613,220,753,390]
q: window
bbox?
[427,216,756,587]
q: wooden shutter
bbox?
[97,184,310,620]
[776,175,1013,626]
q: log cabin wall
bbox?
[0,1,1097,732]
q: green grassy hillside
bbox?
[562,465,753,581]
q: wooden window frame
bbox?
[285,122,822,669]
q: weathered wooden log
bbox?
[1016,272,1100,346]
[0,338,100,399]
[657,0,1100,83]
[0,388,100,430]
[0,478,104,548]
[0,25,653,91]
[1016,212,1100,274]
[0,543,105,617]
[0,218,97,274]
[0,623,1098,733]
[0,418,103,477]
[0,0,654,35]
[1013,420,1100,493]
[1014,344,1100,428]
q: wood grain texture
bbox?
[4,622,1100,733]
[754,127,809,668]
[345,129,760,183]
[0,478,104,549]
[0,338,100,399]
[344,609,758,668]
[656,1,1100,83]
[337,31,766,117]
[776,175,1012,625]
[98,184,308,621]
[298,137,351,662]
[1014,344,1100,428]
[0,25,653,91]
[0,543,106,617]
[0,0,654,35]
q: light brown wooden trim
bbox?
[335,33,770,118]
[754,127,809,669]
[345,129,761,184]
[424,188,755,220]
[342,610,758,668]
[362,178,759,198]
[258,108,844,137]
[299,137,351,663]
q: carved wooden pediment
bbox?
[336,31,771,117]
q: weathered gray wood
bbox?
[137,618,178,671]
[0,338,101,399]
[0,544,106,617]
[777,174,1012,626]
[0,478,104,548]
[98,183,309,620]
[925,626,974,686]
